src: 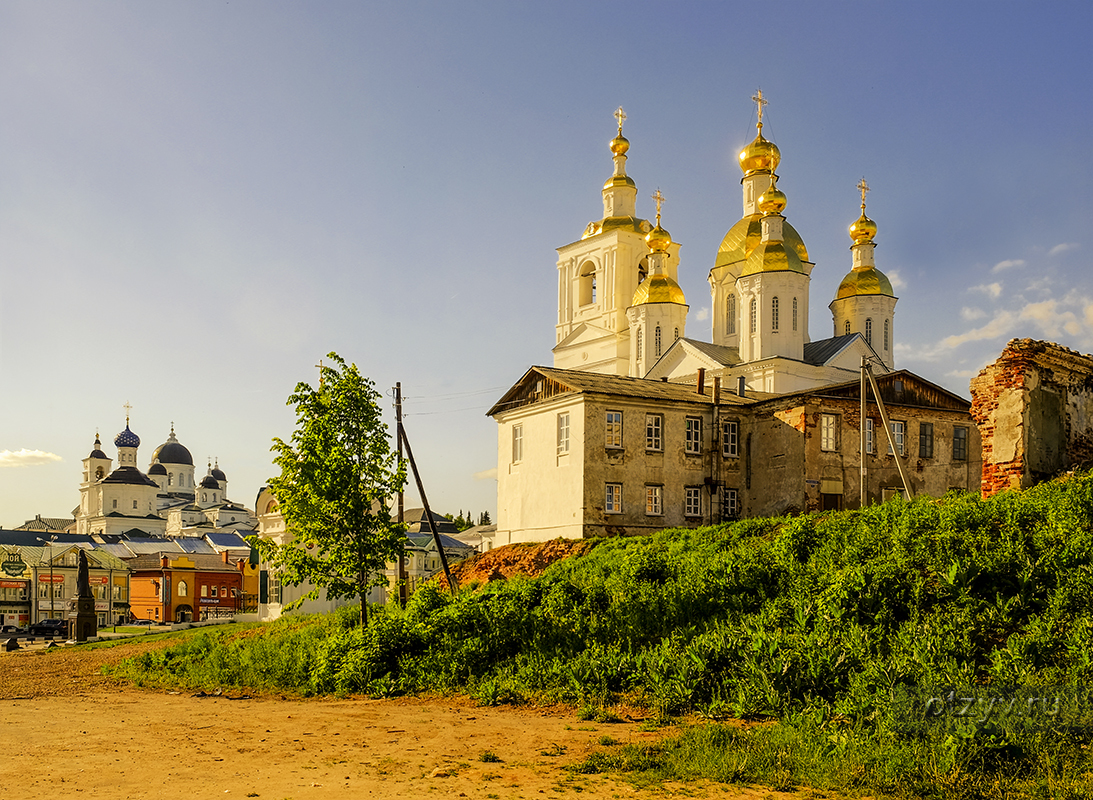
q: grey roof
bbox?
[121,538,185,555]
[406,532,477,552]
[488,365,760,417]
[128,552,244,572]
[675,338,741,366]
[94,543,137,560]
[205,532,252,549]
[0,530,95,547]
[802,333,862,366]
[14,516,75,532]
[173,538,218,554]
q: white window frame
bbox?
[723,487,738,519]
[685,486,702,517]
[645,485,663,516]
[557,413,570,454]
[771,296,779,331]
[605,411,623,449]
[865,418,874,454]
[512,424,523,463]
[605,483,622,514]
[685,417,702,455]
[821,414,838,452]
[722,420,739,458]
[887,420,905,455]
[646,414,663,452]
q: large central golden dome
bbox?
[715,214,809,267]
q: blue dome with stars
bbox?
[114,425,140,449]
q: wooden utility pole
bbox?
[863,362,913,500]
[395,383,408,607]
[397,424,458,597]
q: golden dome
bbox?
[632,273,687,306]
[610,134,630,155]
[757,180,786,215]
[849,211,877,243]
[603,174,636,190]
[581,216,652,240]
[835,267,895,299]
[740,240,806,277]
[645,223,672,253]
[715,214,809,267]
[739,129,780,176]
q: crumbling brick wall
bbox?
[971,338,1093,496]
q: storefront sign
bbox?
[38,575,65,583]
[0,580,26,589]
[2,554,27,577]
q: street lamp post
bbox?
[36,536,58,621]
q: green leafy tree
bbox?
[252,352,405,628]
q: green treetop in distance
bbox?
[252,352,406,628]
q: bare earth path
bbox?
[0,640,800,800]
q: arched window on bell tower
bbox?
[792,298,798,331]
[579,261,597,306]
[749,299,757,334]
[865,318,873,345]
[771,297,779,332]
[655,325,662,356]
[727,295,736,334]
[845,319,850,335]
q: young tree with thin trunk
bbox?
[252,353,405,628]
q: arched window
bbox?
[578,261,597,305]
[749,299,757,333]
[655,325,662,357]
[845,319,851,335]
[178,581,188,597]
[865,318,873,345]
[95,467,104,480]
[771,297,780,331]
[202,493,207,502]
[884,319,890,351]
[674,327,679,341]
[637,258,648,284]
[727,295,736,334]
[792,298,798,331]
[636,327,643,355]
[167,473,173,486]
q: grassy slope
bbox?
[111,475,1093,798]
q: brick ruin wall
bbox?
[971,338,1093,496]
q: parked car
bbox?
[1,624,23,634]
[28,619,68,637]
[130,619,155,626]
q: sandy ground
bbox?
[0,639,802,800]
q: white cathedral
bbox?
[75,417,255,538]
[551,100,897,390]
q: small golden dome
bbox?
[645,223,672,253]
[739,129,780,176]
[834,267,895,299]
[849,211,877,243]
[610,134,630,155]
[603,174,636,190]
[757,181,786,215]
[632,273,686,306]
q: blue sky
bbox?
[1,1,1090,526]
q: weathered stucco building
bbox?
[971,339,1093,495]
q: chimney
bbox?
[737,376,746,397]
[160,555,169,569]
[697,368,706,394]
[222,550,230,564]
[661,377,668,382]
[713,377,721,405]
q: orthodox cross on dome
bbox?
[614,106,627,134]
[752,88,768,126]
[857,177,870,210]
[651,188,665,224]
[316,358,325,386]
[123,401,132,424]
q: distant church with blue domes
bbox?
[74,415,255,538]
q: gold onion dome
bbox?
[610,133,630,155]
[849,210,877,243]
[757,179,787,215]
[645,223,672,253]
[716,215,809,266]
[835,267,894,299]
[739,128,780,176]
[632,273,686,306]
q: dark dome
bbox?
[152,427,193,466]
[148,463,167,476]
[114,425,140,448]
[102,466,159,487]
[199,475,220,489]
[89,449,108,459]
[210,467,226,481]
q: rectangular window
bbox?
[685,417,702,454]
[645,485,663,516]
[723,487,738,519]
[201,585,208,598]
[887,421,906,455]
[865,418,874,454]
[211,585,218,598]
[722,420,739,458]
[557,413,570,454]
[605,483,622,514]
[646,414,663,451]
[821,414,838,452]
[685,487,702,517]
[605,411,623,449]
[919,422,934,458]
[953,426,968,461]
[512,424,523,463]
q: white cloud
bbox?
[473,467,497,481]
[938,310,1017,351]
[0,449,63,468]
[887,269,906,290]
[946,369,980,379]
[961,306,986,321]
[1049,243,1078,256]
[970,282,1003,300]
[695,306,710,322]
[991,258,1025,273]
